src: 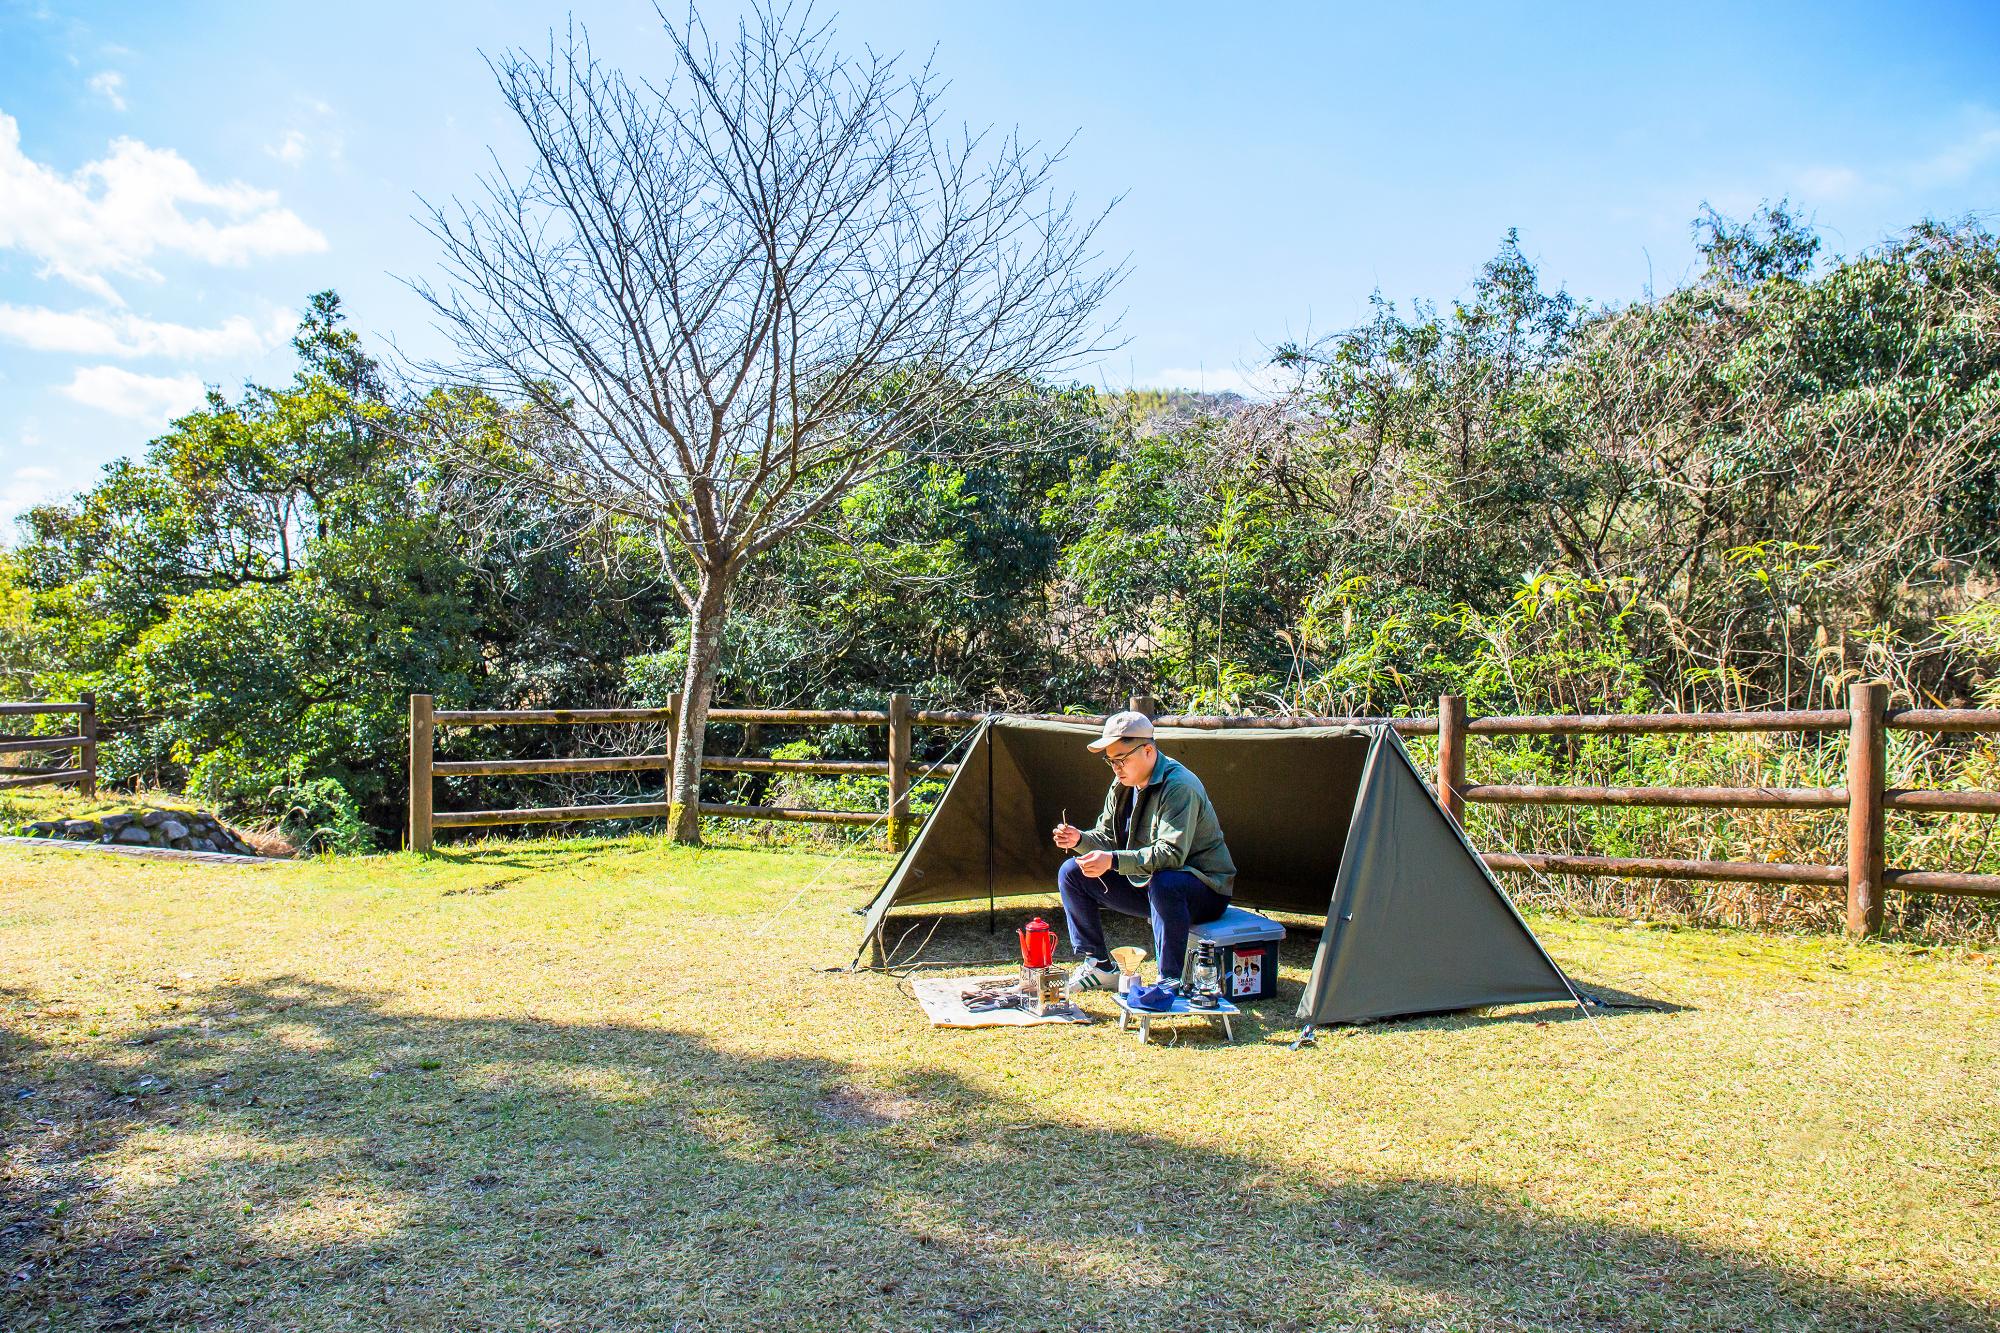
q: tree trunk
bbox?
[668,572,731,845]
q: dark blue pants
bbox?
[1057,858,1228,981]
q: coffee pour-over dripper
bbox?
[1109,946,1147,995]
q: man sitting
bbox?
[1051,711,1237,990]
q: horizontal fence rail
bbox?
[407,687,2000,935]
[1481,852,1848,888]
[1463,783,1852,810]
[0,695,96,798]
[409,692,956,857]
[1434,683,2000,935]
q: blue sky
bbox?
[2,0,1997,528]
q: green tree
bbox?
[14,295,680,842]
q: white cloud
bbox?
[0,108,327,302]
[0,302,291,359]
[1910,119,2000,187]
[266,129,309,166]
[1792,165,1862,201]
[2,463,64,529]
[1778,111,2000,209]
[88,70,125,111]
[0,425,68,529]
[57,365,208,422]
[266,99,345,168]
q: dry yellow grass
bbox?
[2,833,1996,1331]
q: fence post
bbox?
[1846,680,1886,937]
[1438,693,1467,827]
[1127,693,1159,718]
[887,692,912,851]
[78,690,98,800]
[666,691,682,805]
[409,693,434,854]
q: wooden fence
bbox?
[0,695,97,797]
[408,692,958,854]
[407,684,2000,935]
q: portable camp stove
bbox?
[1015,965,1064,1015]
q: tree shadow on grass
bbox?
[422,837,878,874]
[2,976,1983,1332]
[421,843,652,871]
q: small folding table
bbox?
[1111,991,1240,1044]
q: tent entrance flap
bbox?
[861,716,1571,1026]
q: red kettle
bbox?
[1017,917,1057,969]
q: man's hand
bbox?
[1052,822,1082,850]
[1076,849,1114,878]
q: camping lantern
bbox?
[1017,917,1057,969]
[1189,939,1222,1007]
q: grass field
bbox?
[2,834,1996,1331]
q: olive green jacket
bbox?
[1077,753,1237,895]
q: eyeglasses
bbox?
[1102,743,1152,768]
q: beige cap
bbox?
[1087,710,1156,752]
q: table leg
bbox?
[1118,1009,1130,1031]
[1137,1016,1152,1044]
[1220,1014,1234,1042]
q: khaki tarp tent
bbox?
[861,716,1575,1026]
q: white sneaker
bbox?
[1066,959,1120,992]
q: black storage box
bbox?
[1184,907,1287,1002]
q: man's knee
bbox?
[1057,856,1086,892]
[1146,869,1201,908]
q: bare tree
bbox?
[410,2,1119,841]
